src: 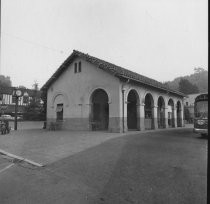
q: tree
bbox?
[162,82,169,88]
[0,75,12,87]
[40,89,47,121]
[162,68,208,93]
[24,82,44,120]
[194,67,206,74]
[18,85,27,89]
[178,78,199,94]
[32,81,39,91]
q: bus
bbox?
[193,93,208,136]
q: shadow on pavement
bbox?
[46,129,207,204]
[197,135,208,140]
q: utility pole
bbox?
[12,88,22,130]
[14,95,18,130]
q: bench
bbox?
[90,121,101,131]
[48,121,63,131]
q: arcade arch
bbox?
[127,89,140,130]
[168,98,175,127]
[157,96,165,128]
[90,88,109,130]
[145,93,154,129]
[177,101,182,127]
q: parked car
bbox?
[17,115,23,120]
[0,114,14,120]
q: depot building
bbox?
[41,50,186,132]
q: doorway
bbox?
[127,90,138,130]
[91,89,109,130]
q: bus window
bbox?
[194,101,208,118]
[193,93,208,136]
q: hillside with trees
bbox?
[163,68,208,94]
[0,75,12,87]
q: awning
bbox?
[56,106,63,112]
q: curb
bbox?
[120,126,193,136]
[0,149,44,167]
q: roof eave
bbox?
[41,52,78,91]
[117,75,186,97]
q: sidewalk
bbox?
[0,129,125,165]
[0,125,193,165]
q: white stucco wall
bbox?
[47,57,121,121]
[46,56,184,132]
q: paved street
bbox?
[0,127,207,204]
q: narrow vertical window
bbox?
[78,61,81,72]
[74,63,77,73]
[56,104,63,121]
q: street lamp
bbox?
[0,94,3,116]
[12,88,22,130]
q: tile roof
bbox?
[41,50,186,97]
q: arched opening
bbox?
[53,94,65,121]
[127,90,139,130]
[145,93,154,130]
[157,96,165,128]
[177,101,182,127]
[90,89,109,130]
[168,99,175,127]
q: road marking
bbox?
[0,163,15,174]
[0,149,44,167]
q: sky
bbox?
[0,0,208,89]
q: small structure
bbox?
[0,86,40,117]
[41,50,186,132]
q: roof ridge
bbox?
[72,50,184,96]
[41,49,185,97]
[74,50,162,81]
